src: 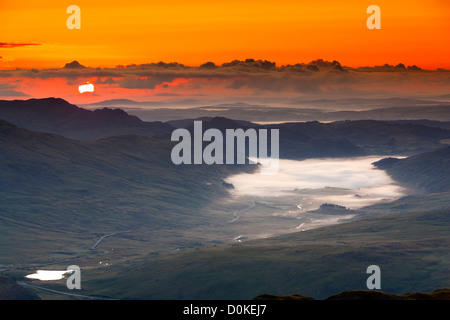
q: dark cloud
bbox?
[125,61,187,69]
[221,59,277,70]
[95,77,116,85]
[199,62,217,69]
[0,83,29,96]
[354,63,423,72]
[0,42,41,48]
[0,59,448,97]
[280,59,348,73]
[118,74,177,89]
[0,67,121,80]
[155,92,181,96]
[0,89,29,96]
[63,60,86,69]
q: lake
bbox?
[26,270,69,281]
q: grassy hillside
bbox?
[81,205,449,300]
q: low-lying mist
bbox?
[225,156,406,210]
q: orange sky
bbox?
[1,0,449,70]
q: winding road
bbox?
[90,230,132,250]
[228,200,255,223]
[1,229,133,273]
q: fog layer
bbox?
[225,156,406,210]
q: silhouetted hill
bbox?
[254,289,450,300]
[325,289,450,300]
[254,293,314,300]
[0,98,174,140]
[374,147,450,193]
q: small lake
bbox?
[26,270,69,281]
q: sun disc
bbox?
[78,82,94,94]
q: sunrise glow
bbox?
[0,1,449,104]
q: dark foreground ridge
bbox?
[254,288,450,300]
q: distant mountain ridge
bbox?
[88,98,143,106]
[1,98,450,158]
[106,99,450,123]
[0,98,174,140]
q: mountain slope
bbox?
[374,147,450,193]
[0,119,254,264]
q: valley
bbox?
[0,98,449,300]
